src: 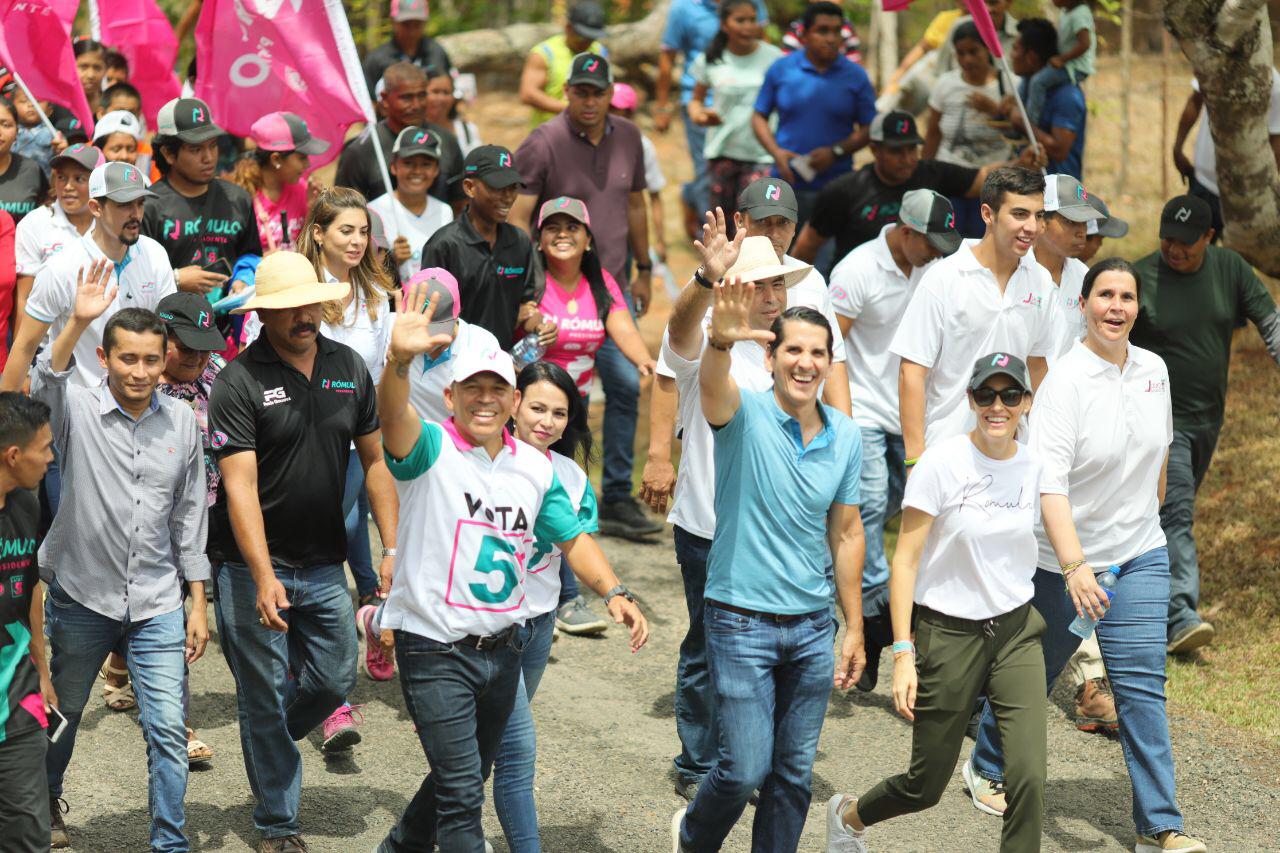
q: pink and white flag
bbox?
[88,0,182,127]
[0,0,94,132]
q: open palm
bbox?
[390,283,454,361]
[72,260,118,324]
[693,207,746,283]
[710,277,774,346]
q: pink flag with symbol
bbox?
[88,0,182,127]
[0,0,94,133]
[194,0,369,170]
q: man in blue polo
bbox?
[1011,18,1086,179]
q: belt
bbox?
[706,599,808,623]
[456,625,518,651]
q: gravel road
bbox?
[58,532,1280,852]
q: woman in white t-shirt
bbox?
[827,352,1047,852]
[367,126,454,283]
[965,258,1204,853]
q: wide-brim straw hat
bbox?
[234,251,350,313]
[723,236,811,289]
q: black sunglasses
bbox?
[971,386,1028,407]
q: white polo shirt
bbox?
[1032,248,1089,363]
[382,419,583,642]
[1029,340,1172,571]
[407,319,502,424]
[890,242,1057,447]
[830,225,931,434]
[14,203,94,277]
[368,193,453,282]
[524,450,597,617]
[26,234,176,388]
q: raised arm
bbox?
[668,208,744,360]
[48,260,116,373]
[699,277,774,427]
[379,284,453,459]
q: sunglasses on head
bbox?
[971,385,1027,407]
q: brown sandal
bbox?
[187,728,214,765]
[100,663,136,712]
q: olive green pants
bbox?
[858,602,1047,853]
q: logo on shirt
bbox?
[1144,379,1168,393]
[859,201,901,222]
[465,493,530,532]
[211,430,229,449]
[321,378,357,393]
[496,265,525,278]
[263,386,291,406]
[959,476,1033,516]
[1020,292,1043,309]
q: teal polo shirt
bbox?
[706,388,863,615]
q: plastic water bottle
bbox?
[511,333,545,368]
[1068,565,1120,638]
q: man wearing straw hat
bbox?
[208,251,399,853]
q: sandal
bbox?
[187,728,214,766]
[100,664,136,712]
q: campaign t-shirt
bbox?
[142,178,262,272]
[525,450,598,617]
[0,488,44,743]
[0,154,49,223]
[538,270,628,396]
[368,192,454,282]
[253,182,308,253]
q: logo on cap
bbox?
[944,211,955,229]
[896,118,910,134]
[191,106,205,124]
[413,131,429,144]
[584,59,600,72]
[991,353,1009,368]
[198,310,211,328]
[125,166,140,183]
[765,184,780,201]
[498,152,511,167]
[557,198,571,208]
[1175,207,1191,222]
[1077,186,1088,200]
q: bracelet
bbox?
[635,262,653,272]
[173,267,182,287]
[706,335,732,352]
[1060,559,1087,575]
[904,456,919,468]
[891,640,915,657]
[382,548,397,558]
[693,267,714,290]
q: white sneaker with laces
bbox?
[962,758,1007,816]
[825,794,868,852]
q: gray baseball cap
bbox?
[88,162,156,203]
[1043,175,1104,223]
[737,177,798,222]
[969,352,1031,392]
[899,189,963,255]
[156,97,222,143]
[1084,192,1129,239]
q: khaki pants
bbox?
[1065,632,1106,687]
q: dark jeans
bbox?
[1162,424,1221,639]
[672,526,716,785]
[596,288,640,504]
[341,447,378,599]
[0,726,50,852]
[379,627,527,853]
[214,561,357,838]
[678,605,835,852]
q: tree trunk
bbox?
[1166,0,1280,275]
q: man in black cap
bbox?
[143,97,261,297]
[520,1,610,128]
[1131,195,1280,655]
[793,110,1036,271]
[361,0,452,99]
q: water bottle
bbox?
[511,333,545,368]
[1068,565,1120,638]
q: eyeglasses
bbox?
[971,386,1027,407]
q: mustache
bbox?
[290,323,318,336]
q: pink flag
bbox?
[89,0,181,127]
[880,0,1003,57]
[194,0,368,170]
[0,0,95,133]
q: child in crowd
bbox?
[609,83,667,264]
[1027,0,1095,124]
[93,111,144,165]
[72,40,108,112]
[104,49,129,86]
[368,126,453,282]
[10,90,57,177]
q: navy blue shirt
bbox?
[1020,77,1086,179]
[754,51,877,191]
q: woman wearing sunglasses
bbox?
[963,257,1204,853]
[826,352,1046,852]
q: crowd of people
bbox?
[0,1,1276,852]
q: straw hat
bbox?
[723,236,811,289]
[234,251,350,313]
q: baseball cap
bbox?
[899,189,963,255]
[969,352,1031,393]
[566,53,612,90]
[456,145,524,188]
[157,292,227,351]
[1043,174,1104,223]
[568,1,608,41]
[1084,192,1129,239]
[156,97,222,143]
[93,110,144,143]
[1159,195,1213,243]
[392,126,443,160]
[537,196,591,229]
[390,0,428,22]
[88,161,156,203]
[737,177,798,223]
[406,267,461,335]
[249,112,331,156]
[368,208,390,251]
[869,111,923,148]
[51,143,105,173]
[452,347,517,387]
[610,82,638,112]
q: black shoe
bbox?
[674,778,701,802]
[50,795,69,849]
[598,497,663,541]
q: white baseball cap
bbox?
[93,110,144,143]
[451,347,516,387]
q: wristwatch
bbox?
[693,266,714,289]
[602,584,636,605]
[635,261,653,272]
[832,143,847,158]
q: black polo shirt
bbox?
[420,211,537,349]
[207,333,378,569]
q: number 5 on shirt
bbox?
[446,521,528,612]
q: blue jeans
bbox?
[341,447,378,599]
[595,288,640,504]
[1026,65,1087,125]
[380,626,528,853]
[680,104,709,214]
[214,561,357,838]
[673,526,716,785]
[857,428,906,590]
[1161,425,1220,639]
[44,581,189,852]
[556,560,579,608]
[492,611,558,852]
[679,605,835,852]
[971,551,1184,836]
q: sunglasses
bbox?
[971,386,1027,407]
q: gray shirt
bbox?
[34,361,210,621]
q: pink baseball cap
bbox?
[610,82,638,111]
[406,267,460,334]
[249,112,331,156]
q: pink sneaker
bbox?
[357,604,395,682]
[320,703,364,753]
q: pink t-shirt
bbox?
[254,181,308,253]
[538,270,628,395]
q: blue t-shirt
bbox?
[754,51,878,190]
[662,0,770,105]
[706,389,863,615]
[1021,77,1086,179]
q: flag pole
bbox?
[998,55,1042,162]
[8,68,62,139]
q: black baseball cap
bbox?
[157,292,226,351]
[869,110,923,148]
[568,1,607,40]
[392,126,443,160]
[737,177,798,222]
[1085,192,1129,239]
[156,97,223,143]
[455,144,524,188]
[1159,195,1213,243]
[566,53,613,90]
[969,352,1031,392]
[899,189,963,255]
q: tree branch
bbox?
[1216,0,1265,50]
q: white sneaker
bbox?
[671,807,687,853]
[962,758,1007,816]
[825,794,868,852]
